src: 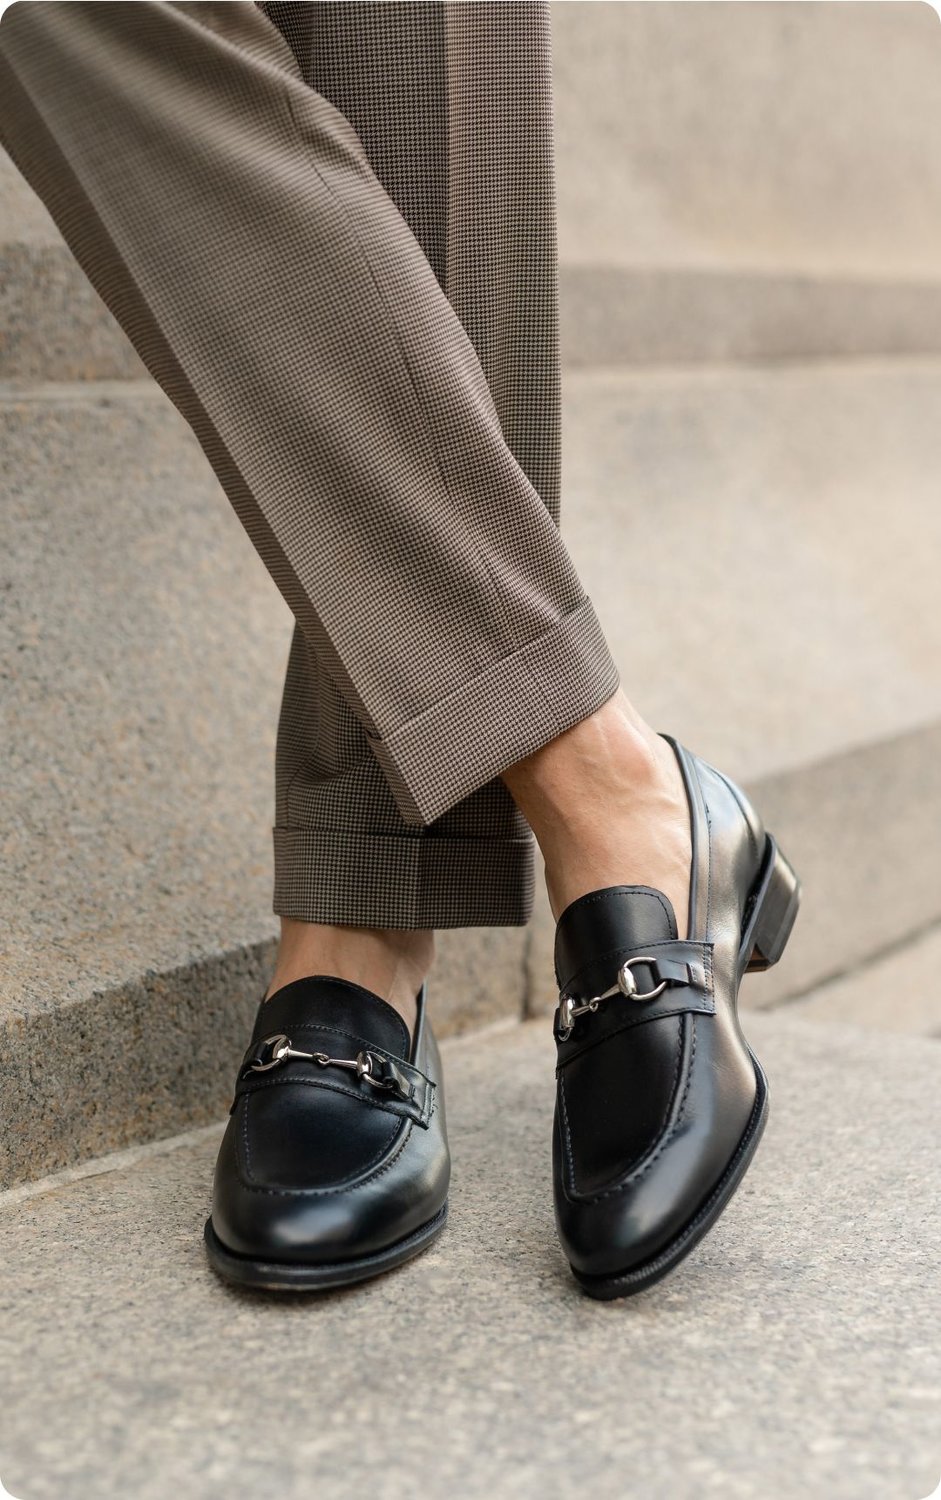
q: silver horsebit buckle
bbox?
[556,956,668,1042]
[247,1033,410,1099]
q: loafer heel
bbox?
[742,834,802,972]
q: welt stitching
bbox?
[676,1015,697,1125]
[240,1091,399,1182]
[239,1101,413,1196]
[558,1073,577,1188]
[569,1014,689,1203]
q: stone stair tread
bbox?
[0,1011,937,1500]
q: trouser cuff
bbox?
[273,827,536,928]
[364,594,621,828]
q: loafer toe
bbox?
[204,974,450,1290]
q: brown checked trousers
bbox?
[0,1,620,929]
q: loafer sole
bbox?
[570,1050,769,1301]
[203,1200,449,1292]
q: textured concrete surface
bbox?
[559,265,941,366]
[561,359,941,772]
[781,923,941,1037]
[0,1011,938,1500]
[553,3,941,279]
[0,241,147,381]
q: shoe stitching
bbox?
[586,1056,766,1287]
[558,885,674,924]
[258,989,410,1054]
[558,1072,577,1188]
[558,1013,688,1201]
[676,1013,697,1127]
[238,1096,414,1196]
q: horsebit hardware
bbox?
[246,1033,411,1099]
[556,955,669,1042]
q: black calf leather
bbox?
[204,975,450,1290]
[551,734,800,1298]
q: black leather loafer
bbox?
[204,974,449,1291]
[551,733,801,1300]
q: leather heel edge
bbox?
[742,835,801,971]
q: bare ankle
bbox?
[501,688,664,841]
[500,689,691,937]
[266,920,434,1037]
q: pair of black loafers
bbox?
[204,734,800,1298]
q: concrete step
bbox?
[9,223,941,377]
[552,3,941,284]
[780,923,941,1038]
[4,355,941,1187]
[559,265,941,366]
[0,378,526,1190]
[0,1008,937,1500]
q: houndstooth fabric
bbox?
[0,1,620,928]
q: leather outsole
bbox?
[202,1201,449,1292]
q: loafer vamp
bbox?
[209,976,449,1267]
[240,1062,407,1190]
[550,737,783,1289]
[555,1013,758,1277]
[557,1014,685,1196]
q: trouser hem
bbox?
[272,827,536,928]
[364,593,621,828]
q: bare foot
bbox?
[264,920,434,1038]
[501,687,692,938]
